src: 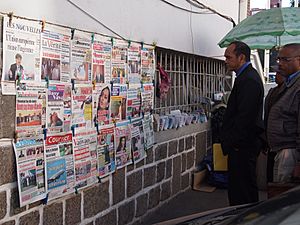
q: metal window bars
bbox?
[154,47,228,116]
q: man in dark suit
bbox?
[9,53,24,81]
[221,41,264,206]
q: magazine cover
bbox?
[110,84,127,122]
[44,132,75,200]
[111,40,127,84]
[73,128,98,190]
[16,82,47,139]
[97,124,116,177]
[1,17,41,94]
[93,84,111,126]
[14,135,46,206]
[141,84,154,115]
[141,45,155,84]
[127,43,141,87]
[115,120,132,168]
[143,114,154,149]
[92,35,112,84]
[126,88,141,119]
[70,30,92,82]
[131,117,146,163]
[41,24,71,83]
[72,83,93,128]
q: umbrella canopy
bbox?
[218,7,300,49]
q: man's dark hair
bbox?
[230,41,251,62]
[282,43,300,55]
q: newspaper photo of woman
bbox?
[116,136,126,152]
[98,87,110,110]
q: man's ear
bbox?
[238,54,246,64]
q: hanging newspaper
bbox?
[73,128,98,190]
[127,43,141,87]
[14,135,46,206]
[143,114,154,149]
[47,83,71,133]
[126,88,141,119]
[97,124,116,178]
[110,84,127,122]
[111,40,127,84]
[2,17,41,95]
[141,84,154,115]
[93,84,111,126]
[45,132,75,200]
[115,120,132,168]
[92,35,112,84]
[141,45,155,84]
[16,82,47,139]
[41,24,71,83]
[72,83,93,128]
[70,30,92,82]
[131,117,146,163]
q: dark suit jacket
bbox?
[221,64,264,155]
[9,63,24,80]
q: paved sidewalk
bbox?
[144,188,267,224]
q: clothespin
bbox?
[141,41,144,50]
[111,37,114,46]
[92,79,96,90]
[126,80,129,90]
[41,19,46,32]
[45,76,49,88]
[127,40,131,48]
[110,80,114,92]
[43,128,47,140]
[14,131,18,143]
[71,79,75,91]
[98,177,102,183]
[91,33,95,44]
[42,193,49,205]
[8,12,13,26]
[16,72,21,87]
[71,28,75,40]
[152,41,157,48]
[71,125,75,137]
[75,186,78,194]
[128,116,132,124]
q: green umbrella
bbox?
[218,7,300,49]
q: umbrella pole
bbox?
[264,50,270,83]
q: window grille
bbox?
[154,47,229,116]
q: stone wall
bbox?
[0,93,211,225]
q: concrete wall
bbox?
[0,0,238,58]
[0,117,211,224]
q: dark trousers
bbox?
[228,148,259,206]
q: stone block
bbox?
[136,159,145,168]
[186,150,195,169]
[136,193,148,217]
[145,147,153,164]
[181,153,187,172]
[1,221,15,225]
[166,159,172,179]
[0,144,16,186]
[148,186,160,209]
[10,188,25,216]
[65,194,81,225]
[19,211,39,225]
[118,200,135,225]
[95,209,117,225]
[168,140,178,157]
[156,161,165,182]
[112,168,125,205]
[43,202,63,225]
[179,138,185,152]
[0,95,16,139]
[181,173,190,189]
[127,164,134,172]
[144,166,156,188]
[185,136,194,150]
[160,181,171,201]
[172,156,181,195]
[196,132,207,164]
[0,191,6,219]
[127,170,142,197]
[154,143,168,161]
[84,182,109,218]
